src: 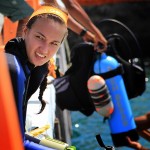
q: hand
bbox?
[93,34,107,53]
[82,31,107,53]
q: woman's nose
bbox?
[40,43,49,54]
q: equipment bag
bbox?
[53,43,96,116]
[53,19,146,116]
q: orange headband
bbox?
[29,6,68,25]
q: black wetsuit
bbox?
[5,37,54,150]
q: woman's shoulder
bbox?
[5,53,26,79]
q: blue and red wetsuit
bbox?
[5,37,54,150]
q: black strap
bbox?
[25,134,40,144]
[96,134,115,150]
[95,64,124,79]
[79,28,87,37]
[96,134,106,148]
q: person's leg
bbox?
[134,112,150,142]
[135,112,150,131]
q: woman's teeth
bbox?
[36,52,46,58]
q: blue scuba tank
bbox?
[93,53,139,147]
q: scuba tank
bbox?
[93,52,139,147]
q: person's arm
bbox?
[44,0,94,41]
[67,14,95,42]
[44,0,107,51]
[62,0,107,51]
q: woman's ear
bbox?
[22,27,28,39]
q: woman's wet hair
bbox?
[38,72,48,114]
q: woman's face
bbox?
[23,17,67,66]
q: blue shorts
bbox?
[0,0,34,22]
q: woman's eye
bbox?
[50,42,59,46]
[36,35,44,40]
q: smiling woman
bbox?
[24,16,67,66]
[4,3,68,150]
